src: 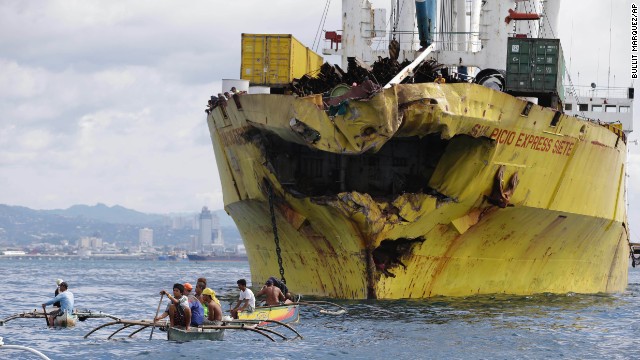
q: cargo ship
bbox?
[186,253,248,262]
[205,0,634,299]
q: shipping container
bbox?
[505,38,565,102]
[241,34,324,86]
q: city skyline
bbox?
[1,1,637,239]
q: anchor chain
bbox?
[266,182,286,284]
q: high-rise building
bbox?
[214,226,224,247]
[190,235,199,252]
[139,228,153,248]
[78,236,102,250]
[199,207,212,251]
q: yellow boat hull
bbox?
[208,83,629,299]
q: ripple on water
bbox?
[1,259,640,359]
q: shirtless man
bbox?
[255,279,285,306]
[201,288,223,324]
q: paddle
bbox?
[42,305,50,327]
[149,293,164,340]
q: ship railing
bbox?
[363,31,482,53]
[564,85,630,99]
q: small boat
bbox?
[52,312,77,327]
[166,326,225,341]
[238,303,300,325]
[85,319,302,342]
[237,300,347,325]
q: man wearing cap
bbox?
[201,288,223,325]
[230,279,255,319]
[53,279,64,308]
[184,283,205,327]
[256,279,286,306]
[42,281,74,327]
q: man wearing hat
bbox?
[201,288,223,325]
[53,279,64,307]
[183,282,204,327]
[42,281,74,327]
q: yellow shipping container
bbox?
[241,34,324,86]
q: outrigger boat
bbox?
[237,300,346,325]
[0,309,120,328]
[238,303,300,325]
[85,319,302,342]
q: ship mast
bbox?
[324,0,561,88]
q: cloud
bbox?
[0,0,638,220]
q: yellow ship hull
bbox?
[207,83,629,299]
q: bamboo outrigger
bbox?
[0,309,121,327]
[84,318,303,342]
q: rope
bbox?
[266,182,286,284]
[312,0,332,52]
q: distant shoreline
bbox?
[0,254,247,261]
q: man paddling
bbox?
[156,283,203,330]
[42,281,74,327]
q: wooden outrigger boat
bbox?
[237,300,346,325]
[0,309,121,328]
[84,319,303,342]
[51,311,77,328]
[238,303,300,325]
[166,326,225,341]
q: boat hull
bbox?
[167,326,225,341]
[238,304,300,325]
[53,312,77,327]
[208,83,630,299]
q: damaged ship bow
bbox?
[206,82,629,299]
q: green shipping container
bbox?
[505,38,565,102]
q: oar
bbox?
[149,293,164,340]
[41,305,50,327]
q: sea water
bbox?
[1,258,639,359]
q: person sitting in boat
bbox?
[256,279,286,306]
[183,282,194,298]
[434,73,446,84]
[201,288,223,325]
[42,281,73,327]
[266,276,293,301]
[156,283,203,330]
[194,278,208,316]
[184,282,205,326]
[230,279,255,319]
[194,278,206,303]
[53,278,64,308]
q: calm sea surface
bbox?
[1,259,640,359]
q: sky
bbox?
[0,0,638,235]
